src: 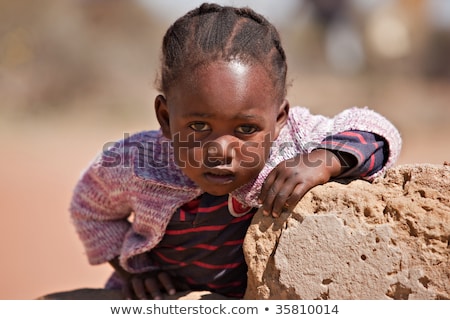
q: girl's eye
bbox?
[189,122,210,132]
[236,125,258,134]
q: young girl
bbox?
[70,3,401,300]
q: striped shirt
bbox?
[320,130,387,178]
[149,193,256,298]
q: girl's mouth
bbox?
[203,169,235,185]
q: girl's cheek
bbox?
[173,145,200,170]
[178,147,204,170]
[239,142,265,169]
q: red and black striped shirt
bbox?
[148,193,256,298]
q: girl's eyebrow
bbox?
[182,112,264,121]
[235,114,264,121]
[181,112,214,118]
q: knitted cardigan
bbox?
[70,106,402,273]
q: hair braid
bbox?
[157,3,288,100]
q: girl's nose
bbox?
[204,136,236,167]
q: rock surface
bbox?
[243,164,450,299]
[38,288,229,300]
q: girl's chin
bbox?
[198,179,240,196]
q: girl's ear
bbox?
[274,99,289,139]
[155,95,171,138]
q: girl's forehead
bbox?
[167,60,279,116]
[185,60,274,91]
[196,59,261,74]
[226,60,248,76]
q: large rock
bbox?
[243,164,450,299]
[38,289,229,300]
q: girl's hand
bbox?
[258,149,349,218]
[122,271,176,300]
[109,257,176,299]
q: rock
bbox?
[38,288,122,300]
[243,164,450,299]
[38,288,230,300]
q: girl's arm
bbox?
[232,106,402,213]
[70,139,133,266]
[259,130,391,218]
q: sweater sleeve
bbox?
[70,131,202,271]
[70,139,134,265]
[286,106,402,178]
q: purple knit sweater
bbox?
[70,106,401,273]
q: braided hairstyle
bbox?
[157,3,288,101]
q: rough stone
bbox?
[243,164,450,300]
[38,288,230,300]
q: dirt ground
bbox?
[1,0,449,300]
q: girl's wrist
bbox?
[308,149,344,178]
[109,256,131,280]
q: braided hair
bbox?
[157,3,288,101]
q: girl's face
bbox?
[155,60,289,195]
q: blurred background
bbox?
[0,0,449,299]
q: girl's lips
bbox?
[203,169,235,184]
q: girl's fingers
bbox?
[258,170,277,210]
[122,282,135,300]
[269,178,299,217]
[157,272,176,296]
[260,168,292,216]
[131,277,148,300]
[127,272,175,300]
[262,173,312,218]
[281,182,310,213]
[144,277,163,300]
